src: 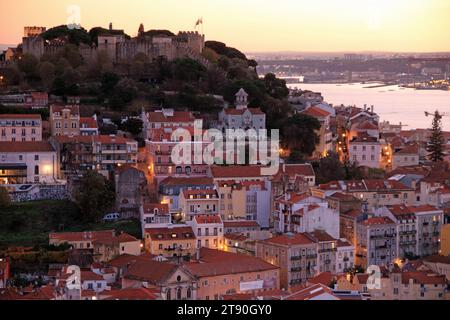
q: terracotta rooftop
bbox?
[80,117,98,129]
[223,220,260,229]
[186,248,278,278]
[261,233,315,246]
[306,231,336,243]
[0,114,41,120]
[401,272,446,285]
[361,217,396,226]
[148,111,195,123]
[159,176,213,186]
[145,226,196,241]
[102,288,159,300]
[49,230,115,243]
[194,214,222,224]
[284,283,338,300]
[301,106,331,118]
[0,141,54,153]
[124,259,179,284]
[210,166,264,178]
[142,203,170,215]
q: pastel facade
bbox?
[0,114,42,142]
[0,141,57,184]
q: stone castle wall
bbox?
[22,30,206,66]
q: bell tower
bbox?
[235,88,249,110]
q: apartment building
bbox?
[186,248,279,300]
[355,217,398,269]
[273,192,340,239]
[256,233,318,289]
[143,225,196,258]
[146,126,208,182]
[0,141,57,184]
[158,177,214,214]
[187,214,224,250]
[312,179,415,209]
[51,135,138,173]
[0,114,42,142]
[179,189,220,221]
[336,239,355,274]
[271,163,316,197]
[307,231,338,274]
[142,108,196,140]
[216,180,271,228]
[301,106,333,158]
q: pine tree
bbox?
[427,111,445,162]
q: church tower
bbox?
[138,23,145,36]
[235,88,249,110]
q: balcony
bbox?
[291,267,302,272]
[306,254,318,259]
[290,256,302,261]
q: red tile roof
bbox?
[261,233,315,246]
[0,114,41,120]
[53,135,136,145]
[302,106,331,118]
[81,270,104,281]
[50,105,79,116]
[124,260,179,283]
[159,176,213,186]
[401,272,446,285]
[0,141,54,153]
[102,288,159,300]
[361,217,396,226]
[194,214,222,224]
[80,117,98,129]
[210,166,264,178]
[307,272,333,286]
[182,189,218,199]
[223,220,260,229]
[145,226,196,241]
[306,231,336,243]
[148,111,195,123]
[185,248,278,277]
[284,283,338,300]
[143,203,170,215]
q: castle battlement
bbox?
[21,24,206,66]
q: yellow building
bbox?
[441,224,450,257]
[144,226,197,258]
[49,105,80,137]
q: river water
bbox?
[287,82,450,131]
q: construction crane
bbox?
[424,111,450,119]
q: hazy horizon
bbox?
[1,0,450,53]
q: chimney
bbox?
[371,105,374,113]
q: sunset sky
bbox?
[1,0,450,52]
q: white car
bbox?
[103,213,120,222]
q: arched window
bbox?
[176,166,183,174]
[177,288,182,300]
[166,288,171,301]
[187,287,192,299]
[185,166,192,175]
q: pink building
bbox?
[147,126,208,182]
[0,114,42,142]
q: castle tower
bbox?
[109,22,113,31]
[235,88,249,110]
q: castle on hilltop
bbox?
[22,23,206,64]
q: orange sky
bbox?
[1,0,450,52]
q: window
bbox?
[177,288,182,300]
[34,165,39,175]
[187,288,192,299]
[166,289,171,301]
[34,155,39,161]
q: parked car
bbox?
[103,213,120,222]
